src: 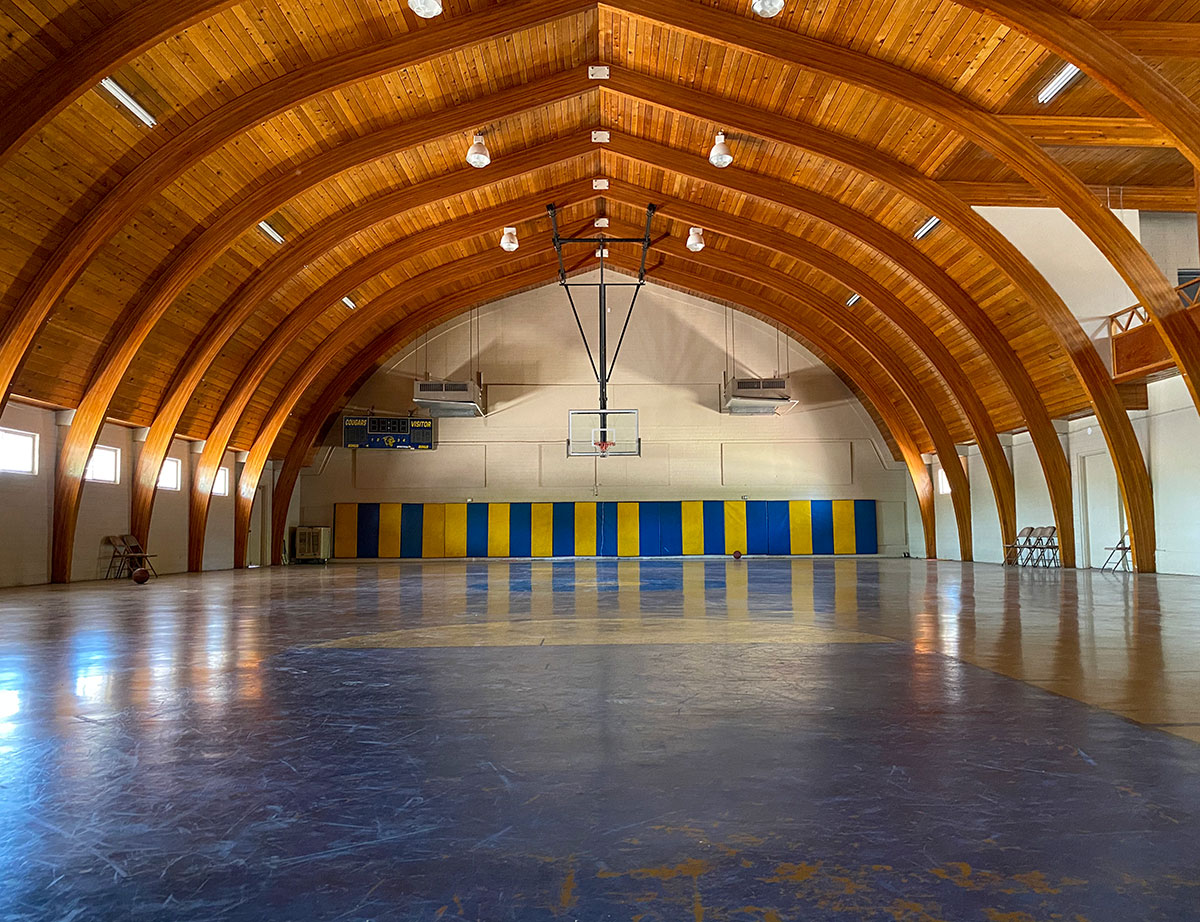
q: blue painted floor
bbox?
[0,558,1198,920]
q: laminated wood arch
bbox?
[0,41,594,410]
[603,0,1200,420]
[0,0,239,167]
[266,269,940,568]
[127,150,596,547]
[229,252,953,567]
[951,0,1200,173]
[198,222,952,569]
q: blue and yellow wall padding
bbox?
[333,500,877,559]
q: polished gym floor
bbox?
[1,558,1198,921]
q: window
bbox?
[84,445,120,484]
[0,427,37,475]
[213,467,230,497]
[157,457,181,491]
[937,468,952,495]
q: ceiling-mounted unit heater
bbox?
[412,379,486,418]
[722,373,798,416]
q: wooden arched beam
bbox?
[181,204,593,571]
[608,186,1019,556]
[602,75,1140,569]
[45,81,590,583]
[0,62,592,412]
[183,196,976,570]
[268,269,940,567]
[952,0,1200,173]
[128,147,596,547]
[604,0,1200,422]
[213,217,945,569]
[121,133,1041,564]
[596,237,973,558]
[0,0,240,168]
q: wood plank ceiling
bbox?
[0,0,1198,578]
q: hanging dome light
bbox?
[708,132,733,169]
[686,227,706,253]
[499,227,519,252]
[465,133,491,168]
[408,0,443,18]
[751,0,786,17]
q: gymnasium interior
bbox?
[1,0,1200,918]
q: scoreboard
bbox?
[342,416,436,450]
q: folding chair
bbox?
[119,535,158,578]
[1102,531,1132,571]
[1042,526,1060,568]
[1027,526,1050,567]
[104,535,134,579]
[1004,526,1033,566]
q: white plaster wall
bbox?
[1139,212,1199,283]
[297,275,912,554]
[1145,376,1200,576]
[145,436,191,574]
[0,402,54,586]
[0,402,241,586]
[201,450,238,572]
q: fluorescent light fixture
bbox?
[465,133,490,168]
[1038,62,1081,105]
[595,248,610,258]
[686,227,705,252]
[846,293,861,307]
[258,221,285,244]
[594,218,610,228]
[914,216,941,240]
[341,296,357,310]
[408,0,443,18]
[499,227,519,252]
[99,77,157,127]
[751,0,786,17]
[709,132,733,169]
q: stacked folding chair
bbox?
[1004,526,1034,565]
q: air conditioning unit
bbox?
[412,379,486,418]
[294,526,332,564]
[722,373,798,416]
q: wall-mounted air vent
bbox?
[412,379,485,417]
[723,374,797,416]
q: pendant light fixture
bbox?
[708,132,733,168]
[686,227,706,252]
[499,227,519,252]
[751,0,786,17]
[465,133,491,168]
[408,0,443,19]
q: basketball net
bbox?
[594,440,616,456]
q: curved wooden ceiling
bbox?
[1,0,1198,577]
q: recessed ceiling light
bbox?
[465,133,490,168]
[686,227,706,252]
[408,0,443,19]
[341,297,357,310]
[1038,62,1082,105]
[751,0,786,17]
[914,216,941,240]
[98,77,157,127]
[499,227,519,252]
[846,293,861,307]
[258,221,285,244]
[709,132,733,169]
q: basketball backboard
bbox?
[567,408,640,457]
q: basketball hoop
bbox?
[594,440,616,456]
